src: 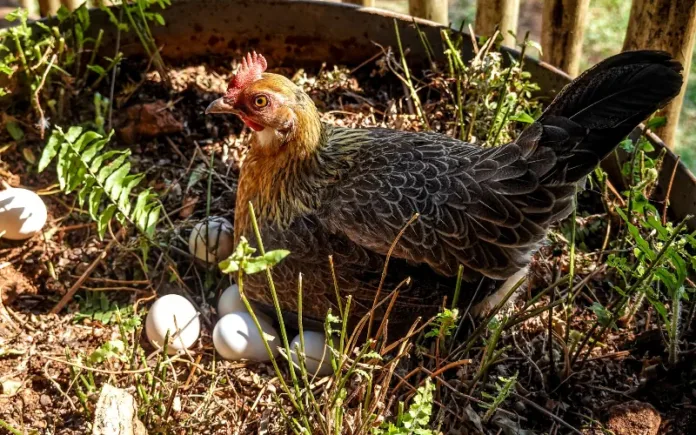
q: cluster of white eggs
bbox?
[144,216,332,375]
[0,186,48,241]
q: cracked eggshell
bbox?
[0,188,47,240]
[145,294,200,355]
[213,312,278,361]
[188,216,234,263]
[217,284,272,323]
[290,331,333,376]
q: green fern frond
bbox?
[39,126,160,239]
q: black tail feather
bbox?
[536,50,683,184]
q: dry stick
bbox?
[107,6,123,132]
[51,227,127,314]
[662,155,680,225]
[366,212,420,340]
[33,54,57,139]
[513,393,582,434]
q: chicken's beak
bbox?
[205,97,236,115]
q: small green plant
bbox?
[479,373,518,423]
[120,0,171,83]
[376,379,436,435]
[38,126,161,239]
[74,291,140,327]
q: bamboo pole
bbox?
[623,0,696,148]
[38,0,60,16]
[409,0,448,25]
[475,0,520,47]
[541,0,590,77]
[343,0,375,6]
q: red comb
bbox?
[226,52,267,100]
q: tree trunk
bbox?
[38,0,61,16]
[409,0,448,25]
[475,0,520,47]
[541,0,590,77]
[343,0,375,6]
[623,0,696,148]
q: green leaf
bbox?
[97,153,129,184]
[78,177,97,207]
[89,149,121,173]
[509,112,534,124]
[64,126,84,143]
[153,13,165,26]
[56,5,70,22]
[87,64,106,76]
[98,204,118,239]
[38,133,62,172]
[104,161,131,198]
[81,137,109,164]
[646,116,666,130]
[6,121,24,141]
[73,130,102,153]
[261,250,291,267]
[590,302,614,328]
[5,8,27,23]
[88,187,104,220]
[144,204,160,236]
[619,139,635,153]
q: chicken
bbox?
[206,51,682,330]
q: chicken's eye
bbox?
[253,95,268,108]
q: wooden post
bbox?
[623,0,696,148]
[343,0,375,6]
[61,0,84,11]
[475,0,520,47]
[409,0,449,25]
[541,0,590,77]
[38,0,61,16]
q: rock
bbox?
[117,101,184,144]
[93,384,147,435]
[40,394,52,407]
[606,401,661,435]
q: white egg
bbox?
[0,187,47,240]
[145,294,201,355]
[213,312,279,361]
[217,284,272,323]
[290,331,333,376]
[188,216,234,263]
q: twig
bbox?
[107,6,124,132]
[512,393,582,434]
[662,155,680,225]
[367,212,420,339]
[33,54,57,139]
[43,361,77,411]
[51,226,127,314]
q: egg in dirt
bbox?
[0,187,47,240]
[188,216,234,263]
[145,294,201,355]
[290,331,333,376]
[217,283,272,323]
[213,312,279,361]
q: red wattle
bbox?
[242,117,264,132]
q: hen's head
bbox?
[206,52,320,150]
